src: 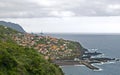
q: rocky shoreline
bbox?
[53,49,119,70]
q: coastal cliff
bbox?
[0,24,88,74]
[0,25,64,75]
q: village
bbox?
[12,33,81,60]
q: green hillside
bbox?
[0,25,64,75]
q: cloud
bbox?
[30,0,58,7]
[0,0,120,18]
[107,4,120,10]
[50,11,75,17]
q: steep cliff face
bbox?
[0,21,25,33]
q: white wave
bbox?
[88,48,98,51]
[109,61,115,64]
[93,62,106,65]
[95,62,104,65]
[93,68,103,71]
[101,62,105,64]
[104,61,116,64]
[95,61,116,66]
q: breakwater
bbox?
[54,49,119,70]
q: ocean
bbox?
[47,34,120,75]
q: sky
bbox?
[0,0,120,33]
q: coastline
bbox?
[53,60,81,66]
[53,49,118,70]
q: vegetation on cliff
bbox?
[0,25,64,75]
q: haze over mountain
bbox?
[0,21,25,33]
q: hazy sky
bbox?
[0,0,120,33]
[1,17,120,33]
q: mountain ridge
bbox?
[0,21,25,33]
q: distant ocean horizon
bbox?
[45,33,120,75]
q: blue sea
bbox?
[47,34,120,75]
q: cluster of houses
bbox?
[12,33,80,60]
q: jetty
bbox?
[80,60,99,70]
[54,60,100,70]
[53,49,118,70]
